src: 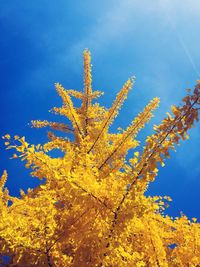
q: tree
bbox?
[0,49,200,267]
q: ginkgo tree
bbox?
[0,49,200,267]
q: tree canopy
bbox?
[0,50,200,266]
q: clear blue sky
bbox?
[0,0,200,219]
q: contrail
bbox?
[164,4,200,78]
[173,25,200,78]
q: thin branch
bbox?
[56,84,84,138]
[47,208,91,252]
[98,100,157,171]
[70,180,114,213]
[87,79,133,153]
[146,222,161,267]
[83,49,92,136]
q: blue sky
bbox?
[0,0,200,219]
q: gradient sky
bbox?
[0,0,200,219]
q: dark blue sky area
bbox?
[0,0,200,219]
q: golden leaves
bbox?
[0,170,7,190]
[83,48,92,96]
[31,120,74,133]
[2,134,10,140]
[0,170,12,207]
[171,105,180,116]
[103,78,134,126]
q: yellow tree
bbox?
[0,50,200,266]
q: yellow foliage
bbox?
[0,50,200,266]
